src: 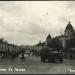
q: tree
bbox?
[0,38,4,44]
[47,37,62,49]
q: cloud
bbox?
[0,1,75,45]
[66,1,75,9]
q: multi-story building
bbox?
[60,21,75,59]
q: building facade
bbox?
[59,21,75,59]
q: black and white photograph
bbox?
[0,1,75,74]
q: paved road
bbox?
[0,55,75,74]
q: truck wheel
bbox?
[41,59,45,62]
[48,58,55,63]
[60,58,63,63]
[51,59,55,63]
[41,57,45,62]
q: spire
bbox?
[69,16,71,23]
[69,21,70,24]
[46,34,51,40]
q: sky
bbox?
[0,1,75,45]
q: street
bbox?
[0,55,75,74]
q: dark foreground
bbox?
[0,55,75,74]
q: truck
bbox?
[40,47,63,63]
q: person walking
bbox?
[21,50,25,62]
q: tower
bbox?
[64,21,74,37]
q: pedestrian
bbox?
[21,51,25,62]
